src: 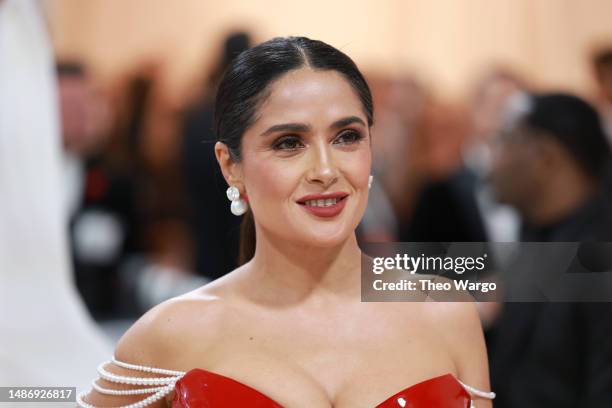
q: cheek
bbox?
[343,146,372,186]
[242,158,300,209]
[341,148,372,221]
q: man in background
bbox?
[487,92,612,407]
[490,93,611,241]
[57,62,145,319]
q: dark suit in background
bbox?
[489,189,612,408]
[399,168,488,243]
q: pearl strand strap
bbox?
[458,379,496,408]
[76,357,187,408]
[457,379,496,400]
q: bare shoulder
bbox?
[420,300,482,341]
[379,276,481,338]
[115,265,251,368]
[115,289,227,369]
[419,297,492,405]
[81,289,229,407]
[416,276,486,371]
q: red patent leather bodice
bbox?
[172,368,471,407]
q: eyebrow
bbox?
[331,116,367,129]
[260,116,366,136]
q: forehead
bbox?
[253,68,366,127]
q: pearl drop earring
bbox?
[226,186,248,216]
[368,175,374,189]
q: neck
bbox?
[240,229,363,306]
[523,170,597,227]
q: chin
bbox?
[297,222,356,248]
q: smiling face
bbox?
[217,67,372,248]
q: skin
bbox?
[84,68,492,407]
[489,124,544,209]
[490,123,597,226]
[59,75,109,156]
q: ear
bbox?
[215,142,244,189]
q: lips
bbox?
[296,191,349,203]
[296,192,349,218]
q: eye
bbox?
[333,130,364,145]
[272,135,305,151]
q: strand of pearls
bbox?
[112,357,186,376]
[458,380,496,399]
[76,358,187,408]
[97,362,180,386]
[92,382,166,395]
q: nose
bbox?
[306,140,339,188]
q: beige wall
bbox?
[49,0,612,102]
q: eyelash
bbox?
[272,130,364,151]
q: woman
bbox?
[79,36,494,408]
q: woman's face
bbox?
[234,68,372,248]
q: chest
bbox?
[175,304,457,407]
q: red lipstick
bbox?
[296,192,349,218]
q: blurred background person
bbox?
[398,68,529,245]
[398,100,487,243]
[102,60,215,318]
[57,61,144,320]
[370,76,430,241]
[490,92,612,241]
[0,0,110,390]
[57,60,201,323]
[465,68,529,244]
[486,92,612,408]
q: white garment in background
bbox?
[0,0,111,392]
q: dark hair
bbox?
[214,36,374,265]
[522,92,611,180]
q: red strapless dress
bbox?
[172,368,471,407]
